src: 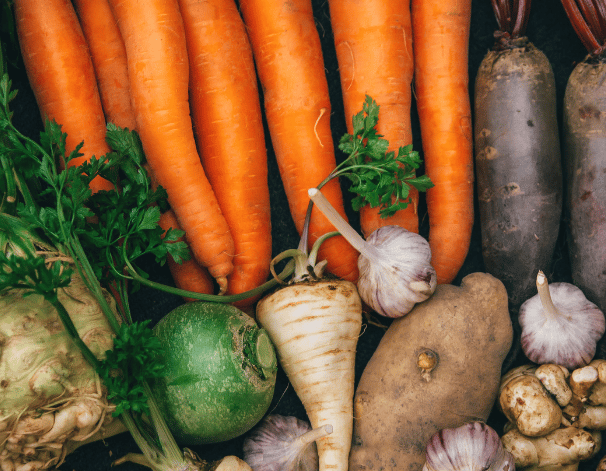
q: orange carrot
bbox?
[411,0,474,284]
[72,0,137,131]
[328,0,419,238]
[108,0,235,293]
[238,0,359,283]
[158,209,215,303]
[14,0,113,193]
[146,164,216,302]
[178,0,272,307]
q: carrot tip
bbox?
[216,276,228,295]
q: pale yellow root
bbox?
[256,279,362,471]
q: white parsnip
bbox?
[256,280,362,471]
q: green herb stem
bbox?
[68,235,122,333]
[122,253,295,303]
[48,295,101,370]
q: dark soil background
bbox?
[3,0,604,469]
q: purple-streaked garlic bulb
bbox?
[357,225,437,317]
[519,271,605,370]
[308,188,437,318]
[243,414,332,471]
[423,422,514,471]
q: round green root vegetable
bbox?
[0,273,119,470]
[151,302,278,446]
[348,272,513,471]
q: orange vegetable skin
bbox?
[158,209,215,303]
[14,0,113,193]
[328,0,419,237]
[239,0,359,283]
[411,0,474,284]
[179,0,272,307]
[72,0,137,131]
[108,0,235,293]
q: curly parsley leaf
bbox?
[97,320,166,417]
[331,95,433,218]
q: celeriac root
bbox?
[0,274,120,470]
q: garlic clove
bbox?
[242,414,332,471]
[422,422,514,471]
[357,225,437,318]
[519,271,606,370]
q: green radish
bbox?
[151,302,278,445]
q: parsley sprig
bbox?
[323,95,433,218]
[292,96,433,283]
[0,68,200,469]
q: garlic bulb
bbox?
[423,422,514,471]
[308,188,437,317]
[357,225,437,317]
[519,271,605,370]
[242,414,332,471]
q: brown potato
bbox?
[349,272,513,471]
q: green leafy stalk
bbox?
[0,63,299,470]
[295,95,433,266]
[0,70,204,470]
[328,95,433,218]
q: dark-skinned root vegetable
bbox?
[242,414,333,471]
[150,302,277,446]
[518,271,605,370]
[256,277,362,471]
[561,0,606,315]
[422,422,514,471]
[474,0,563,310]
[0,272,119,470]
[308,187,437,318]
[348,273,513,471]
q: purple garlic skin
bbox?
[357,225,437,318]
[422,422,515,471]
[243,415,319,471]
[520,281,606,370]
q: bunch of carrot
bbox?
[13,0,475,309]
[328,0,474,284]
[13,0,273,308]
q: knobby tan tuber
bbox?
[0,275,121,470]
[349,273,513,471]
[498,362,606,470]
[501,426,600,470]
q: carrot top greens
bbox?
[0,70,189,469]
